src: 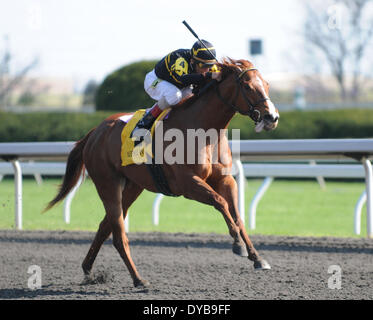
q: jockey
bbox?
[134,40,221,132]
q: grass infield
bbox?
[0,177,367,238]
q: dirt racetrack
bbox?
[0,230,372,300]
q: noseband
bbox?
[215,68,269,122]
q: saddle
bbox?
[120,109,177,197]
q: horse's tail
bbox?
[43,128,95,212]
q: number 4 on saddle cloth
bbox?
[120,108,171,166]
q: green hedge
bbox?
[0,111,112,142]
[0,108,372,142]
[95,60,158,111]
[229,109,373,140]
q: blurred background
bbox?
[0,0,373,140]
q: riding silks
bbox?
[120,108,171,166]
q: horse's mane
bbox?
[176,57,254,109]
[217,57,255,77]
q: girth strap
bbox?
[146,135,178,197]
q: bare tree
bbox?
[0,35,39,107]
[303,0,373,101]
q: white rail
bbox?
[242,162,367,233]
[1,140,373,237]
[152,162,368,235]
[0,160,130,232]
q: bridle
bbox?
[215,68,270,123]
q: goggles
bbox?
[196,62,213,69]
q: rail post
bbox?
[63,174,84,224]
[233,159,246,225]
[152,193,164,225]
[354,191,366,235]
[362,157,373,238]
[10,160,22,230]
[249,177,273,230]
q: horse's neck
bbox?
[184,89,236,131]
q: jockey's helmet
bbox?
[191,40,216,67]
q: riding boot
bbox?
[134,103,162,132]
[135,110,156,131]
[131,108,159,147]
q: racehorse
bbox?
[45,58,279,288]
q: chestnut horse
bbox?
[45,58,279,288]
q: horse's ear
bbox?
[220,57,235,67]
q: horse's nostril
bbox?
[264,114,278,123]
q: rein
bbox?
[215,68,269,122]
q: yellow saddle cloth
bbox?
[120,108,170,166]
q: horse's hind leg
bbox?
[83,175,147,287]
[104,180,148,288]
[82,215,111,276]
[82,180,144,276]
[109,205,147,288]
[81,176,119,276]
[120,180,149,287]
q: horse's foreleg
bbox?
[213,175,271,270]
[212,175,248,257]
[183,175,241,242]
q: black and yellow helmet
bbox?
[191,40,216,66]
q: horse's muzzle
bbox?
[263,114,279,123]
[262,113,279,131]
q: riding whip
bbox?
[182,20,218,63]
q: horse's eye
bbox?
[244,84,250,90]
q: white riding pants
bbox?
[144,70,193,110]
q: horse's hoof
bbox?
[134,278,150,288]
[232,242,248,257]
[254,259,271,270]
[82,265,91,276]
